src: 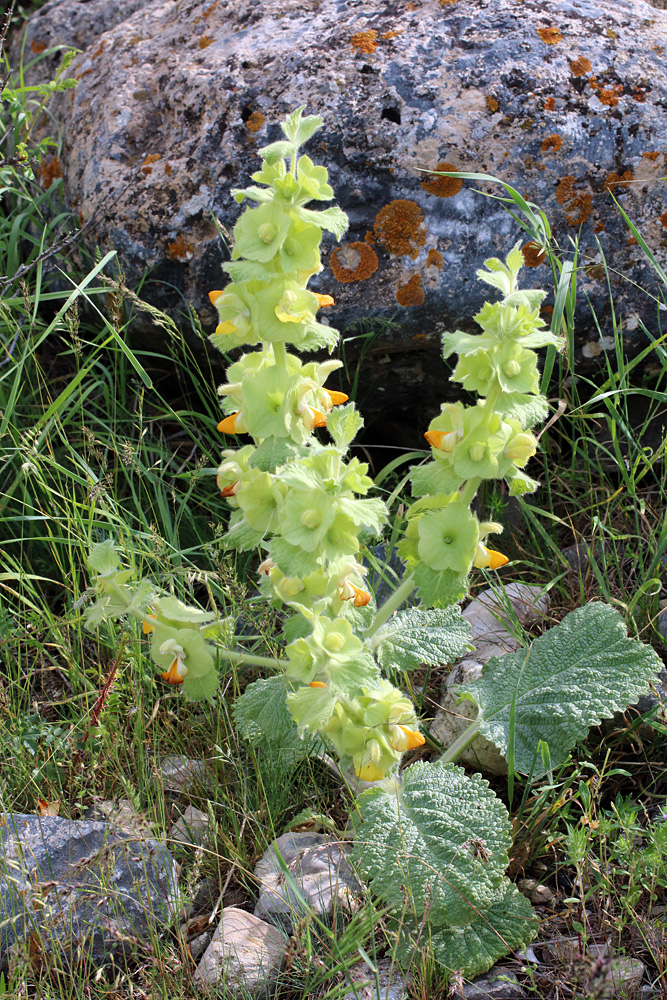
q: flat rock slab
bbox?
[254,831,360,931]
[431,583,548,774]
[0,813,178,970]
[194,906,286,998]
[460,964,526,998]
[12,0,667,432]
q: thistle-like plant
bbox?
[82,108,664,980]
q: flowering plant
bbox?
[82,108,663,979]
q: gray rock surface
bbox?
[342,957,408,1000]
[253,831,360,931]
[157,754,213,795]
[459,964,526,998]
[194,906,286,997]
[172,805,211,846]
[0,812,178,969]
[431,583,549,774]
[12,0,667,427]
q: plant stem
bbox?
[364,573,415,639]
[272,341,288,368]
[218,647,287,670]
[459,476,482,508]
[440,719,481,764]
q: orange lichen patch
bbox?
[330,242,379,283]
[364,230,375,244]
[38,156,62,190]
[164,162,173,176]
[486,95,499,112]
[626,236,638,246]
[245,111,265,133]
[521,242,546,267]
[569,56,591,76]
[382,29,403,39]
[632,87,649,102]
[374,200,427,258]
[660,212,667,228]
[426,248,443,269]
[167,236,195,261]
[593,220,605,233]
[589,78,623,107]
[541,304,554,317]
[556,175,593,226]
[541,134,562,153]
[91,40,106,59]
[544,96,556,111]
[642,151,660,161]
[604,170,633,192]
[141,153,161,175]
[414,332,428,343]
[31,39,48,54]
[537,26,563,44]
[199,35,214,49]
[202,0,218,17]
[396,275,425,306]
[438,0,460,5]
[421,163,463,198]
[350,29,378,54]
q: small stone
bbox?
[157,755,213,795]
[529,885,555,905]
[517,878,538,897]
[342,957,408,1000]
[0,813,178,970]
[657,608,667,640]
[609,957,646,994]
[460,964,525,998]
[194,907,286,997]
[187,931,211,962]
[253,832,360,931]
[172,805,211,846]
[83,799,152,839]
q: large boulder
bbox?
[13,0,667,431]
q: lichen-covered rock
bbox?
[13,0,667,427]
[0,813,178,970]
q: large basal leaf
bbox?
[462,602,664,775]
[395,880,536,978]
[352,760,512,929]
[234,676,325,764]
[368,606,472,672]
[413,562,469,608]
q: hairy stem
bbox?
[440,718,481,764]
[218,647,287,670]
[364,572,415,639]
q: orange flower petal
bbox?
[217,411,242,434]
[399,725,426,750]
[142,619,155,634]
[325,389,349,406]
[351,583,371,607]
[208,289,225,305]
[309,680,327,688]
[424,429,446,449]
[487,548,509,570]
[161,659,185,685]
[220,480,239,497]
[314,293,334,307]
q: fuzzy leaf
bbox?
[492,392,549,429]
[337,497,387,534]
[87,539,121,577]
[463,603,665,775]
[182,667,220,703]
[296,206,349,239]
[413,562,469,608]
[327,404,364,449]
[396,880,536,978]
[369,606,472,672]
[234,675,326,763]
[353,760,512,928]
[222,260,275,283]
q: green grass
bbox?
[1,27,667,1000]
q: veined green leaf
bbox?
[368,606,472,672]
[234,675,326,764]
[327,404,364,449]
[353,760,512,928]
[463,602,664,774]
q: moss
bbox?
[350,30,378,54]
[569,56,591,77]
[421,163,463,198]
[374,200,427,258]
[541,134,562,153]
[245,111,265,134]
[330,242,379,283]
[537,26,563,45]
[396,274,425,306]
[426,249,443,269]
[521,242,545,268]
